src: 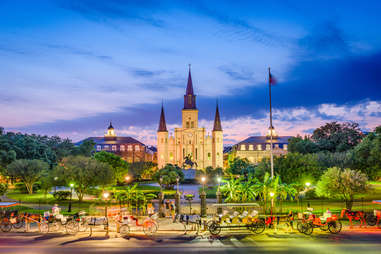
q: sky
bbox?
[1,0,381,145]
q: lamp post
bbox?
[54,177,58,193]
[103,192,110,237]
[159,176,165,217]
[68,183,74,213]
[175,176,181,214]
[200,176,207,217]
[125,175,132,213]
[216,176,222,215]
[270,192,275,216]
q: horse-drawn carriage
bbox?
[207,203,266,236]
[297,210,342,235]
[366,200,381,228]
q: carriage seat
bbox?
[319,212,332,222]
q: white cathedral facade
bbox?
[157,69,223,169]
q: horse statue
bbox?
[340,208,366,228]
[183,155,198,169]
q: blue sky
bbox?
[1,0,381,145]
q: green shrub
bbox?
[53,191,71,200]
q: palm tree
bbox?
[221,177,241,203]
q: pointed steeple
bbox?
[158,104,167,132]
[184,64,196,109]
[213,102,222,131]
[186,64,194,95]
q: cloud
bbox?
[9,100,381,147]
[57,0,165,27]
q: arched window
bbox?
[186,122,190,128]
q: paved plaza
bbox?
[1,225,381,254]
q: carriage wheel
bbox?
[0,221,12,232]
[328,221,342,234]
[320,223,328,231]
[13,219,25,229]
[300,223,313,235]
[49,222,61,232]
[297,222,305,233]
[254,221,266,234]
[143,221,158,236]
[120,225,130,237]
[208,222,221,236]
[79,220,89,232]
[39,222,49,234]
[366,215,377,226]
[65,221,79,235]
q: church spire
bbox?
[158,104,167,132]
[184,64,196,109]
[213,102,222,131]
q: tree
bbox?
[316,151,354,170]
[55,156,114,201]
[257,153,323,184]
[94,151,129,184]
[0,183,8,199]
[227,157,251,175]
[288,136,319,154]
[312,122,364,152]
[7,159,48,194]
[153,164,184,189]
[352,126,381,180]
[316,167,369,209]
[39,170,54,200]
[71,139,95,157]
[129,162,157,180]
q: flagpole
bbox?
[268,67,274,178]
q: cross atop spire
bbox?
[184,65,196,109]
[158,104,167,132]
[213,102,222,131]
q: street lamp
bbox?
[125,175,131,183]
[201,176,206,193]
[68,183,74,213]
[103,192,110,237]
[305,182,311,188]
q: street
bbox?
[1,227,381,254]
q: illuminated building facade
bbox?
[157,68,223,169]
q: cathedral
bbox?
[157,68,223,170]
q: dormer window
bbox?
[266,144,270,150]
[257,144,262,150]
[240,145,246,151]
[249,145,254,150]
